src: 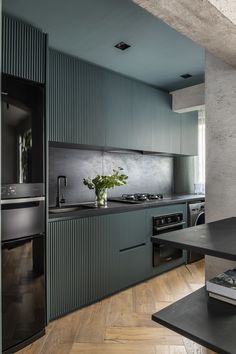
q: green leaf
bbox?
[83,168,128,191]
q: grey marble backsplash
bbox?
[49,147,174,206]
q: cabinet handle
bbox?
[120,242,146,253]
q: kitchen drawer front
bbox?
[118,243,150,289]
[2,14,46,83]
[110,210,147,251]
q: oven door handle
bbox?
[154,221,186,232]
[1,197,45,205]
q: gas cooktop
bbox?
[108,193,164,204]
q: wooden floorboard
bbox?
[18,260,215,354]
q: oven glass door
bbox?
[1,74,44,185]
[2,234,45,352]
[153,224,184,266]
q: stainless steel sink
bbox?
[49,204,94,214]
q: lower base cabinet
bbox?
[47,205,187,321]
[47,215,119,320]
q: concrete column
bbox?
[205,51,236,279]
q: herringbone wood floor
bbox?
[19,260,215,354]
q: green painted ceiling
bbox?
[3,0,204,91]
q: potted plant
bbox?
[83,167,128,207]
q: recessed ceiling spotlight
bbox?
[114,41,131,51]
[180,73,192,79]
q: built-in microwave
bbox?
[152,213,185,266]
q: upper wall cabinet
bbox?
[181,111,198,155]
[49,49,106,145]
[48,49,198,156]
[152,91,181,154]
[2,14,46,83]
[104,71,133,149]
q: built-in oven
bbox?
[1,74,45,199]
[153,212,185,266]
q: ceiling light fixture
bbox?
[180,73,192,79]
[114,41,131,51]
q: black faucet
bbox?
[56,175,67,208]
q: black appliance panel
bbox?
[2,234,45,353]
[1,74,44,198]
[1,199,45,242]
[153,213,184,266]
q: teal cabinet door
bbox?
[152,91,169,153]
[104,72,133,149]
[181,111,198,155]
[49,49,106,145]
[152,92,181,154]
[168,111,181,154]
[47,216,118,320]
[132,81,153,151]
[2,14,46,83]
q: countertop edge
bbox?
[48,195,205,222]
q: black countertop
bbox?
[152,287,236,354]
[152,217,236,261]
[48,194,205,222]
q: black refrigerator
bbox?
[1,74,46,353]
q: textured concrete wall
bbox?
[205,51,236,279]
[171,84,205,113]
[132,0,236,68]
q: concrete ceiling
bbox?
[3,0,204,91]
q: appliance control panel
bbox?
[1,184,44,199]
[1,185,16,198]
[153,213,184,235]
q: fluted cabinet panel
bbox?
[48,48,198,155]
[49,49,106,145]
[47,205,188,320]
[47,215,119,320]
[2,14,46,83]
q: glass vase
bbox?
[95,188,107,207]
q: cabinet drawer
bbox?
[119,243,150,288]
[110,210,147,250]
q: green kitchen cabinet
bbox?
[48,48,198,155]
[152,92,181,154]
[104,71,133,149]
[118,243,151,288]
[47,210,150,320]
[112,210,147,251]
[132,81,153,151]
[49,49,106,145]
[181,111,198,156]
[2,14,46,83]
[112,210,150,287]
[47,215,119,320]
